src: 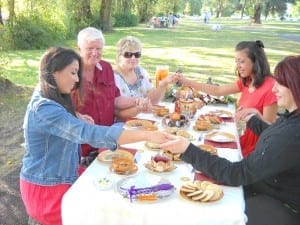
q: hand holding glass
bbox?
[155,65,169,87]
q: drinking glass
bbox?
[237,120,246,136]
[155,65,169,87]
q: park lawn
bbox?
[1,16,300,88]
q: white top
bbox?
[62,104,247,225]
[114,66,154,98]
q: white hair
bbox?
[77,27,105,46]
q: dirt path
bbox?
[0,77,32,225]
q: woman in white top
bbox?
[114,36,177,119]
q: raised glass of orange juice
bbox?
[155,65,169,87]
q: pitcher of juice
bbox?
[155,65,169,87]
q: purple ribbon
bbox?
[120,183,175,202]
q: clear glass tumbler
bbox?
[155,65,169,87]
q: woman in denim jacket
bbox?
[20,47,170,225]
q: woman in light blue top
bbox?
[20,47,170,225]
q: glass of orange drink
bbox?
[155,65,169,87]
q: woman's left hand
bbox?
[76,112,95,124]
[235,107,258,121]
[159,133,190,154]
[135,97,152,112]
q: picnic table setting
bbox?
[62,85,247,225]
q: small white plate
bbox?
[93,177,113,191]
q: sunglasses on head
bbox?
[123,52,141,58]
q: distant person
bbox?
[204,12,209,24]
[168,13,174,28]
[177,40,278,157]
[71,27,150,159]
[20,47,171,225]
[114,36,178,119]
[161,55,300,225]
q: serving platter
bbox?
[116,174,175,202]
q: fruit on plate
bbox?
[170,112,181,121]
[163,113,189,128]
[146,154,176,172]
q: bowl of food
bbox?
[162,112,190,128]
[144,154,176,173]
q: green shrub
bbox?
[113,13,138,27]
[0,13,67,50]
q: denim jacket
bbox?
[21,89,123,185]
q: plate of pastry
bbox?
[97,149,134,163]
[110,157,138,175]
[125,119,157,131]
[197,144,217,155]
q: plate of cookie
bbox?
[179,180,223,202]
[205,131,235,143]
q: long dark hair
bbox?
[274,55,300,114]
[39,47,82,116]
[236,40,271,87]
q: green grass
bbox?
[1,17,300,87]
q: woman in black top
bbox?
[161,55,300,225]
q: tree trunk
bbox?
[253,2,262,24]
[8,0,15,24]
[100,0,113,32]
[240,0,247,19]
[81,0,92,20]
[216,0,224,18]
[0,2,3,25]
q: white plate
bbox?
[93,177,113,190]
[205,131,235,143]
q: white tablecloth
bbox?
[62,104,247,225]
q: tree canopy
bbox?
[0,0,299,50]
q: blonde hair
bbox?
[77,27,105,47]
[116,36,142,64]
